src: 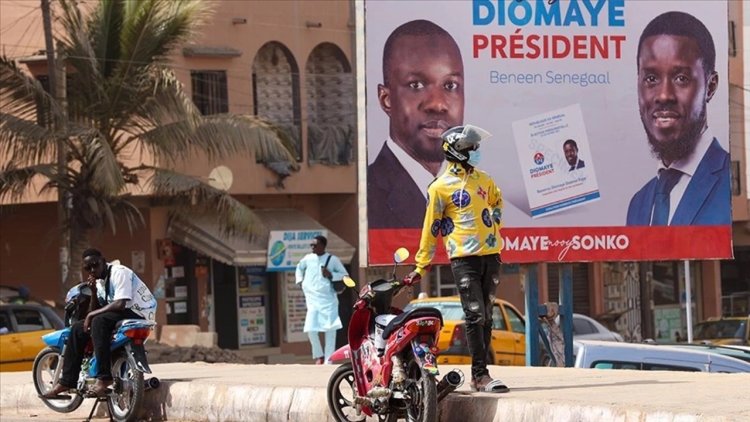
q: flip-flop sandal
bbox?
[38,393,72,400]
[473,379,510,393]
[88,386,113,397]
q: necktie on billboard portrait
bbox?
[651,168,683,226]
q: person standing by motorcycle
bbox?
[42,248,156,398]
[296,235,348,364]
[404,125,509,393]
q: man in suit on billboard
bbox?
[626,11,731,226]
[367,19,464,229]
[563,139,585,171]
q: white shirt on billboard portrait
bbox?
[386,138,446,200]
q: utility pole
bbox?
[41,0,56,98]
[41,0,70,301]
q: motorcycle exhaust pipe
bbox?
[437,369,464,402]
[145,377,160,391]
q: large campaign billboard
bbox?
[362,0,732,264]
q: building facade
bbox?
[0,0,358,361]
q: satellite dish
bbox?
[208,165,233,191]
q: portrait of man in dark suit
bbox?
[626,11,730,226]
[563,139,585,171]
[367,20,464,229]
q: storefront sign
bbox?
[239,295,267,345]
[267,230,328,271]
[283,272,308,343]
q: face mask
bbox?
[467,149,481,167]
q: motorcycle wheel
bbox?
[107,351,144,422]
[405,361,437,422]
[32,347,84,413]
[326,363,397,422]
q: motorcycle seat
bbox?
[381,307,443,340]
[113,318,149,330]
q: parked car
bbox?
[692,316,749,346]
[667,343,750,364]
[405,296,622,366]
[405,296,527,366]
[567,313,624,342]
[574,340,750,373]
[0,302,65,372]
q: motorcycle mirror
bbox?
[342,276,356,288]
[393,248,410,263]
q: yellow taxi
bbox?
[405,296,527,366]
[693,316,749,346]
[0,302,65,372]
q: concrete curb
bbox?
[2,381,333,422]
[439,393,732,422]
[3,364,748,421]
[142,383,330,422]
[1,380,736,422]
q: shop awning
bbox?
[167,208,355,266]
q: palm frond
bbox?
[70,190,143,234]
[120,0,209,65]
[90,0,123,79]
[110,0,210,112]
[57,0,109,124]
[0,112,56,165]
[148,168,263,236]
[113,67,201,152]
[0,55,60,122]
[0,163,58,202]
[139,113,300,168]
[80,133,126,195]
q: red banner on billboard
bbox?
[369,226,733,265]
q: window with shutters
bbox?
[252,42,302,160]
[305,42,354,166]
[191,70,228,115]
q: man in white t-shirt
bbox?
[43,248,157,398]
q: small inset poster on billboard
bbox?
[512,104,600,218]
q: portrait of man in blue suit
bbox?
[626,11,731,226]
[563,139,585,171]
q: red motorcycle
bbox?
[326,248,464,422]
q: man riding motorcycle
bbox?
[42,248,157,398]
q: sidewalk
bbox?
[1,362,748,421]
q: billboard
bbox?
[362,0,732,264]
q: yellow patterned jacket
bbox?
[414,163,503,276]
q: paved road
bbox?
[3,362,750,421]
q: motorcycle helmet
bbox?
[64,282,93,327]
[441,124,492,164]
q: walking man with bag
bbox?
[295,235,348,364]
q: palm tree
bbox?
[0,0,299,298]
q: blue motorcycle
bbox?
[32,283,157,422]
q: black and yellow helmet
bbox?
[441,125,492,163]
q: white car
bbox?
[574,340,750,373]
[554,313,624,342]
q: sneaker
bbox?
[314,357,324,365]
[470,374,510,393]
